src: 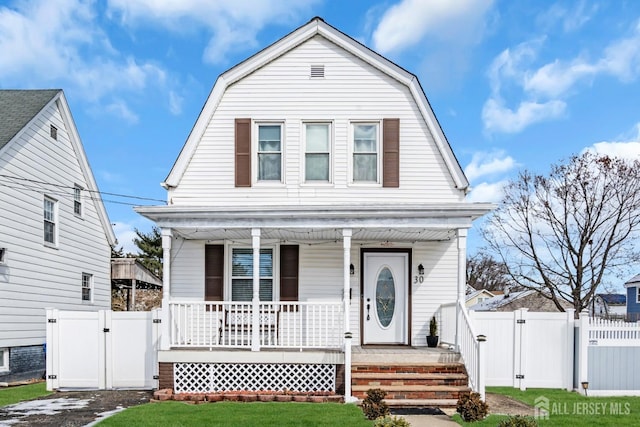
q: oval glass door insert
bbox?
[375,267,395,327]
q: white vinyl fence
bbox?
[46,309,160,391]
[469,309,575,391]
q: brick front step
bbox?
[352,363,466,373]
[352,372,468,387]
[352,384,470,400]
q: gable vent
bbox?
[310,65,325,78]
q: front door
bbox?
[362,252,409,345]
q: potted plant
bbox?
[427,315,439,347]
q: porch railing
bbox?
[169,301,343,350]
[436,301,486,400]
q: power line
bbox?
[0,173,166,204]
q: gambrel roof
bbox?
[163,17,469,190]
[0,89,116,245]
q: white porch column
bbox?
[160,228,172,351]
[455,228,467,352]
[342,228,356,402]
[251,228,261,352]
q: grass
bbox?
[97,401,373,426]
[453,387,640,426]
[0,382,52,407]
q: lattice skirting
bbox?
[173,363,336,394]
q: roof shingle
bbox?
[0,89,60,150]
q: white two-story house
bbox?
[136,17,492,404]
[0,90,116,382]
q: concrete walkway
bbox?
[403,414,460,426]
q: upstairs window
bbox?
[257,125,282,181]
[44,197,57,245]
[304,123,331,182]
[50,125,58,140]
[82,273,93,302]
[231,248,273,301]
[353,123,379,182]
[73,186,83,216]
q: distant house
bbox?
[469,290,571,312]
[625,275,640,322]
[111,258,162,311]
[590,293,626,320]
[465,289,496,307]
[0,90,115,382]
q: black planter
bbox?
[426,335,439,348]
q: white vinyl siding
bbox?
[170,35,462,206]
[304,123,331,182]
[0,100,112,348]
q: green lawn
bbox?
[0,382,52,407]
[454,387,640,426]
[97,401,373,427]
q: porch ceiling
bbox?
[172,227,455,242]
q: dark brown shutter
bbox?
[383,118,400,188]
[235,118,251,187]
[279,245,299,301]
[205,245,224,301]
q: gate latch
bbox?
[103,328,110,333]
[516,319,526,324]
[516,374,525,379]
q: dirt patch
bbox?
[0,389,152,426]
[486,392,534,416]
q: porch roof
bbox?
[135,203,494,242]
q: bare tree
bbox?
[467,252,513,292]
[482,152,640,317]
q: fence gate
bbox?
[46,309,159,390]
[470,308,574,390]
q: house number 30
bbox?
[414,276,424,284]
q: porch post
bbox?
[160,228,172,351]
[455,228,467,352]
[251,228,261,352]
[342,228,355,402]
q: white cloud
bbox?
[464,150,518,182]
[538,0,597,33]
[0,0,169,117]
[112,221,141,255]
[372,0,494,54]
[482,98,566,134]
[168,91,183,115]
[583,122,640,160]
[483,19,640,134]
[105,100,139,124]
[106,0,320,64]
[466,180,508,203]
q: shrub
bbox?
[373,415,411,427]
[361,388,390,420]
[456,392,488,422]
[497,415,538,427]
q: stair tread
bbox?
[352,372,467,379]
[352,362,465,367]
[353,385,470,392]
[384,399,459,407]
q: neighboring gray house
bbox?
[0,90,116,382]
[469,290,572,312]
[590,293,626,320]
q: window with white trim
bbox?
[0,348,8,372]
[82,273,93,302]
[637,287,640,304]
[304,123,331,182]
[231,248,273,301]
[257,124,282,181]
[44,197,57,245]
[352,123,379,182]
[73,185,83,216]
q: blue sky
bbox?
[1,0,640,256]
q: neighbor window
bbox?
[44,197,57,245]
[305,123,331,182]
[0,348,8,372]
[231,248,273,301]
[73,186,83,216]
[50,125,57,140]
[637,287,640,304]
[82,273,93,302]
[257,124,282,181]
[353,123,379,182]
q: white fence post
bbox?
[45,308,59,391]
[477,334,487,401]
[578,313,590,395]
[517,308,528,391]
[565,309,575,391]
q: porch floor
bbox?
[353,345,461,364]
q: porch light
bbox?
[418,264,424,275]
[350,263,355,275]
